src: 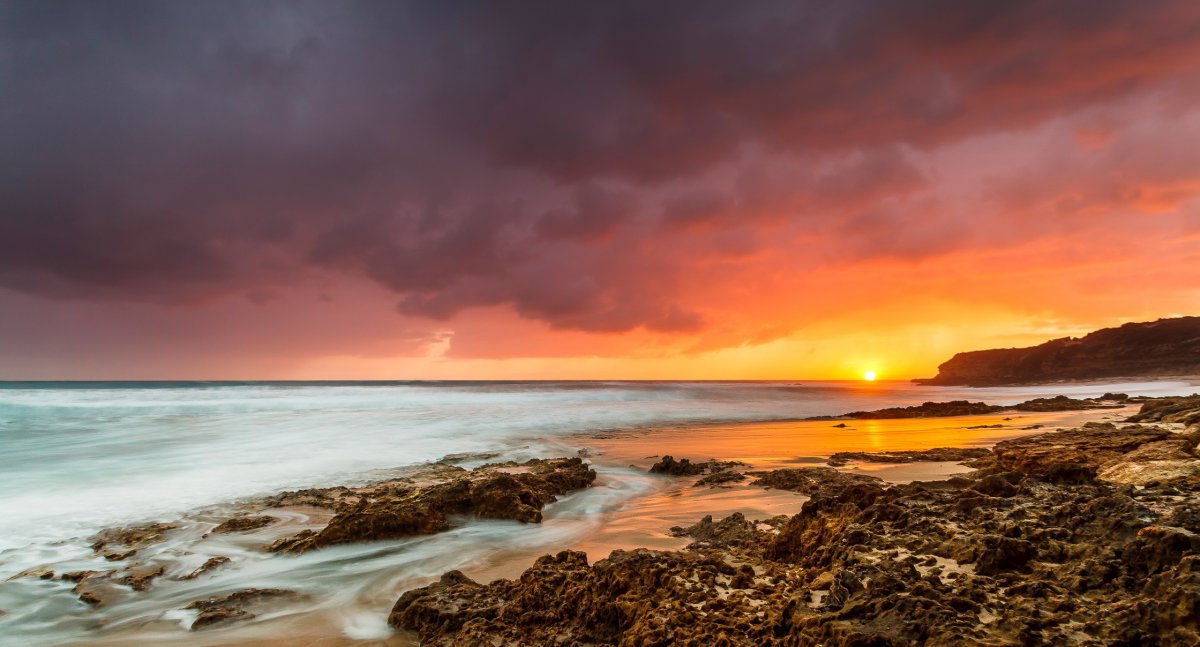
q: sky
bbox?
[1,0,1199,380]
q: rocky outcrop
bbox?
[180,556,231,580]
[669,512,779,549]
[60,571,122,606]
[392,424,1200,646]
[1012,394,1116,412]
[1127,394,1200,427]
[916,316,1200,385]
[6,566,54,581]
[1098,439,1200,485]
[116,564,164,591]
[826,447,991,467]
[648,455,745,476]
[269,458,596,554]
[184,588,305,630]
[749,467,883,496]
[693,471,747,487]
[211,515,275,534]
[992,422,1173,480]
[89,522,177,561]
[808,400,1003,420]
[812,395,1121,421]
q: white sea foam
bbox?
[0,380,1192,553]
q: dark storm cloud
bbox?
[1,0,1198,331]
[418,0,1200,180]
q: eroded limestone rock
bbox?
[392,423,1200,646]
[270,458,596,554]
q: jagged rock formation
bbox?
[391,424,1200,646]
[184,588,306,630]
[991,422,1175,480]
[809,395,1123,421]
[826,447,991,467]
[749,467,884,496]
[916,316,1200,385]
[1128,394,1200,426]
[88,522,177,561]
[807,400,1004,419]
[270,457,596,554]
[211,515,275,534]
[648,456,745,476]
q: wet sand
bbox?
[584,406,1133,472]
[70,406,1131,646]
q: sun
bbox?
[863,370,877,382]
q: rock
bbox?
[992,423,1173,478]
[60,570,99,583]
[1101,460,1200,485]
[974,535,1036,575]
[1012,395,1112,412]
[915,316,1200,385]
[184,588,304,630]
[813,395,1117,421]
[826,447,991,467]
[1184,428,1200,449]
[670,512,762,549]
[67,572,122,607]
[1097,439,1200,484]
[749,467,883,496]
[6,566,54,581]
[649,455,702,474]
[271,491,454,553]
[438,451,502,464]
[693,471,747,487]
[389,570,486,640]
[768,493,871,564]
[117,564,164,591]
[649,455,744,476]
[89,522,177,558]
[270,458,596,553]
[810,400,1004,420]
[391,420,1200,645]
[390,549,787,646]
[211,515,275,534]
[1127,394,1200,427]
[1042,462,1099,484]
[1122,526,1200,578]
[971,472,1021,497]
[472,472,552,523]
[180,556,231,580]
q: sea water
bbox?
[0,380,1193,645]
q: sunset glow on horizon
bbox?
[2,2,1199,380]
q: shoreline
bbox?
[1,389,1195,646]
[25,403,1144,646]
[393,396,1200,645]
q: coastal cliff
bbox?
[916,317,1200,386]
